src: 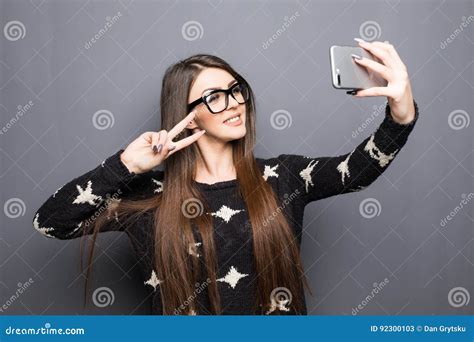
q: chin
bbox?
[221,127,247,142]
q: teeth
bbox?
[224,115,240,123]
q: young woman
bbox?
[33,39,419,315]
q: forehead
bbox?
[190,68,235,95]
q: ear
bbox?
[186,119,199,130]
[186,112,200,130]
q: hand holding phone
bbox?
[330,45,388,91]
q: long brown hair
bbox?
[81,54,312,314]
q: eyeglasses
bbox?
[187,82,250,114]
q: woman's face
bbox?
[187,67,247,142]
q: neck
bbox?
[194,134,235,183]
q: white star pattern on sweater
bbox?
[31,100,419,315]
[336,150,355,185]
[144,270,163,291]
[66,221,83,237]
[209,205,244,223]
[299,159,319,193]
[188,242,202,258]
[33,213,55,238]
[262,164,279,181]
[72,180,102,206]
[53,185,63,198]
[217,266,248,289]
[152,178,163,193]
[105,198,121,222]
[364,134,398,167]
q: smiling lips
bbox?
[223,114,242,126]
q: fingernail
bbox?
[157,144,163,153]
[354,38,366,44]
[346,90,358,95]
[351,54,362,60]
[201,130,206,134]
[168,145,176,151]
[153,145,158,154]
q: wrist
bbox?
[389,93,416,125]
[120,151,140,174]
[392,108,415,124]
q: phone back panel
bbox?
[330,45,388,90]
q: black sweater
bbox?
[33,100,419,315]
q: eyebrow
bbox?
[201,79,238,95]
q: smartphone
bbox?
[330,45,388,90]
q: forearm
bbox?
[32,149,136,239]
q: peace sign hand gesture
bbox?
[120,111,206,174]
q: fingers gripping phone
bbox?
[330,45,388,91]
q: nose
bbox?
[227,94,239,109]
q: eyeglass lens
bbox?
[205,83,249,113]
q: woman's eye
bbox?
[207,94,220,103]
[232,85,242,94]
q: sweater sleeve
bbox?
[32,149,163,240]
[275,99,419,205]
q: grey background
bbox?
[1,0,472,315]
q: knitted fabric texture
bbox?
[33,100,419,315]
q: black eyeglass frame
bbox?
[187,81,249,114]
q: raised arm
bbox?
[275,99,419,205]
[33,110,206,240]
[32,149,162,240]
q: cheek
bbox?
[196,112,221,131]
